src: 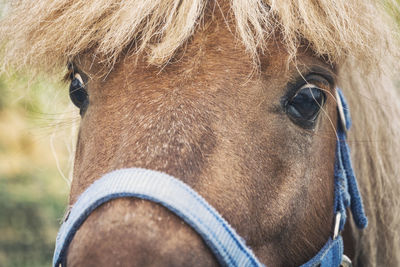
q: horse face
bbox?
[66,19,337,267]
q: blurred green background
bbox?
[0,71,78,267]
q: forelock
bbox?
[0,0,399,73]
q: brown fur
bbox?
[67,21,338,265]
[1,1,400,266]
[70,16,335,266]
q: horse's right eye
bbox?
[69,73,89,116]
[285,84,326,129]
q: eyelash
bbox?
[284,73,332,101]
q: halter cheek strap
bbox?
[334,89,368,231]
[53,88,367,267]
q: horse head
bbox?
[1,0,400,266]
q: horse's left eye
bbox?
[286,84,326,128]
[69,73,89,116]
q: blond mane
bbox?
[1,0,400,265]
[0,0,398,71]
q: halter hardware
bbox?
[333,212,341,240]
[335,90,347,134]
[340,255,353,267]
[333,214,352,267]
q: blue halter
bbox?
[53,89,367,267]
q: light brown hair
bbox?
[1,0,399,265]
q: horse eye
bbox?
[69,73,89,116]
[286,84,326,128]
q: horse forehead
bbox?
[88,26,288,96]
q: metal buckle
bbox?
[341,255,352,267]
[333,212,341,239]
[335,90,347,133]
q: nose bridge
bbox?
[116,68,214,171]
[115,81,219,178]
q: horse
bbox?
[1,0,400,266]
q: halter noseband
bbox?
[53,88,367,267]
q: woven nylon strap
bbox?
[53,89,367,267]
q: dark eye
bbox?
[69,73,89,116]
[286,84,326,128]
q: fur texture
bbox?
[0,0,398,71]
[1,0,399,266]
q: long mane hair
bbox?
[1,0,400,265]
